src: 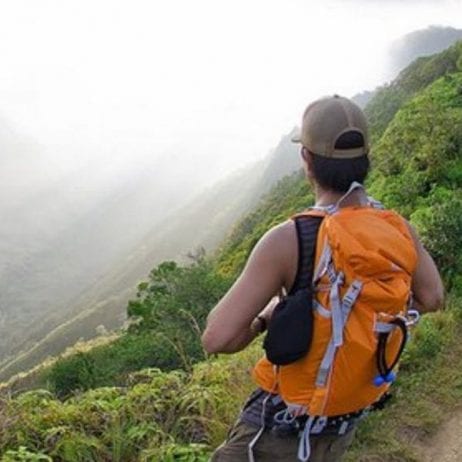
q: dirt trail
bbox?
[419,409,462,462]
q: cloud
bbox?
[344,0,447,3]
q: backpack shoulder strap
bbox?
[288,214,323,295]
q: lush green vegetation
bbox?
[365,40,462,141]
[1,302,461,461]
[369,71,462,289]
[2,42,462,461]
[0,344,262,462]
[44,256,231,397]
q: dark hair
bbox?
[309,131,370,193]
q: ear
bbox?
[301,147,314,180]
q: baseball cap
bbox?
[291,95,369,159]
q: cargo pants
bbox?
[211,418,356,462]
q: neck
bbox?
[314,184,366,208]
[314,186,343,207]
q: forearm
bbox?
[203,316,264,354]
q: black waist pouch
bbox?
[263,288,314,365]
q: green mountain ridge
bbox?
[353,26,462,110]
[388,25,462,76]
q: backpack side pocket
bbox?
[263,289,314,365]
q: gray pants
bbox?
[211,419,356,462]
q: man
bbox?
[202,95,444,462]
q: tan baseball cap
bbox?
[291,95,369,158]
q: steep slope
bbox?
[0,131,300,381]
[0,152,212,374]
[1,118,220,367]
[388,25,462,77]
[353,28,462,110]
[366,40,462,141]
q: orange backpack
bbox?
[252,184,418,419]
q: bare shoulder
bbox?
[403,219,422,249]
[265,219,296,241]
[255,220,297,256]
[250,219,298,290]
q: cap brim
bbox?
[291,130,302,143]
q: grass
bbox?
[1,301,460,461]
[344,300,462,461]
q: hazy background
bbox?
[1,0,462,377]
[1,0,462,179]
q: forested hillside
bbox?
[1,41,462,461]
[388,25,462,76]
[352,25,462,109]
[0,129,300,382]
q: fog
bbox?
[1,0,461,183]
[1,0,462,371]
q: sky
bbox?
[0,0,461,185]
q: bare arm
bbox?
[201,222,296,354]
[407,223,444,312]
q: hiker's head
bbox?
[292,95,370,193]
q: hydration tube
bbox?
[373,311,420,387]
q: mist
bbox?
[2,0,462,178]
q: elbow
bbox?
[417,288,445,313]
[429,290,445,312]
[201,328,223,354]
[202,326,241,354]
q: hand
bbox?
[258,295,281,324]
[250,296,281,335]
